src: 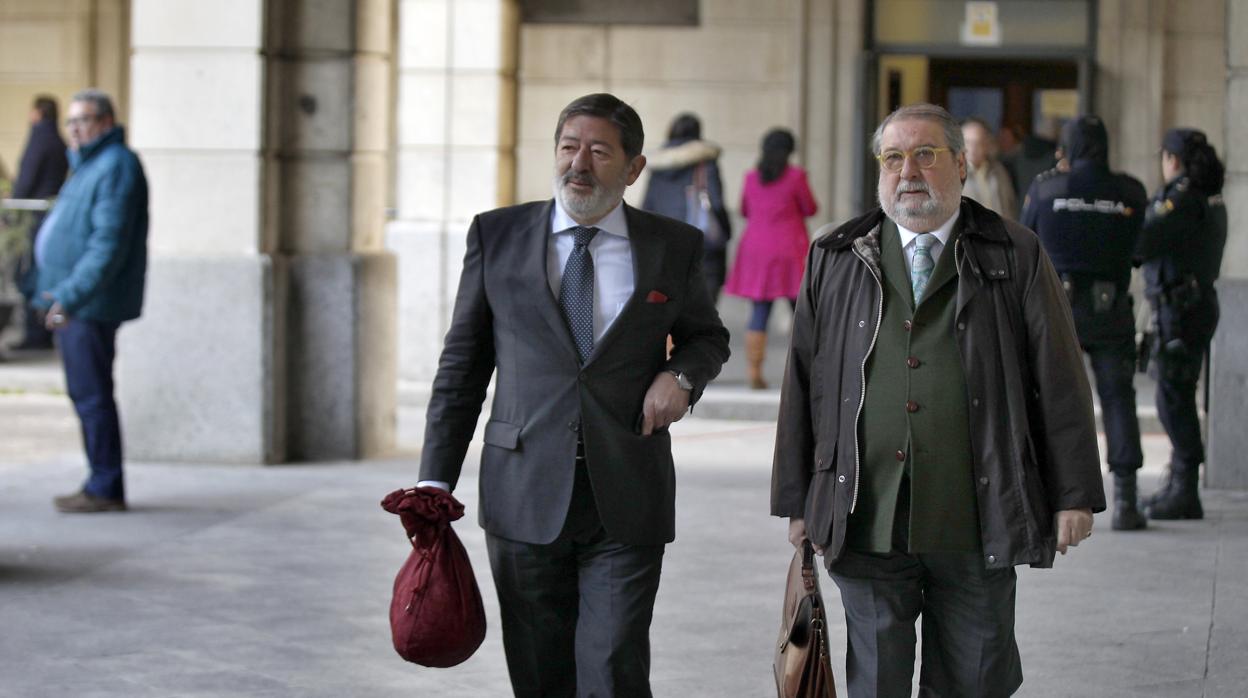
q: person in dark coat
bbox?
[1021,115,1149,531]
[1136,128,1228,521]
[641,113,732,303]
[773,104,1103,698]
[1002,118,1059,217]
[10,95,70,350]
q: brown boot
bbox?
[745,330,768,389]
[53,490,127,513]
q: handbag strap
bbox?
[693,161,708,191]
[801,540,818,591]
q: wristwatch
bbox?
[666,370,694,391]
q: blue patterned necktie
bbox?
[911,233,935,305]
[559,226,599,363]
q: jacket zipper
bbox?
[849,245,884,514]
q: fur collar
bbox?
[645,140,722,171]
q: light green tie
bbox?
[911,233,935,305]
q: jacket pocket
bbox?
[483,420,521,450]
[812,440,837,472]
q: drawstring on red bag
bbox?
[380,487,487,667]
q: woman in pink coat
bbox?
[724,128,818,388]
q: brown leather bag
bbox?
[774,541,837,697]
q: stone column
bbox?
[120,0,397,463]
[388,0,520,390]
[122,0,283,463]
[267,0,397,460]
[1207,0,1248,489]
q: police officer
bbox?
[1136,128,1227,520]
[1022,115,1149,530]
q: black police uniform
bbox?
[1137,174,1227,493]
[1022,152,1148,483]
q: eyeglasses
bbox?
[64,114,98,128]
[876,146,951,173]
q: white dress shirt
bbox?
[895,208,961,270]
[418,197,636,492]
[547,197,634,341]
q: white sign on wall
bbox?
[961,1,1002,46]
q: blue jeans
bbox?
[747,299,796,332]
[58,318,124,500]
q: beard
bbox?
[554,167,629,222]
[879,177,960,232]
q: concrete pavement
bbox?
[1,355,1245,696]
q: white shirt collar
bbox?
[551,196,630,239]
[895,207,961,249]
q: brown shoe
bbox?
[53,491,127,513]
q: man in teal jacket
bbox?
[35,88,148,513]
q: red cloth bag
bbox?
[380,487,487,667]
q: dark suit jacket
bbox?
[420,200,731,546]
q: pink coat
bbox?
[724,166,818,301]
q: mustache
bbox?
[895,180,930,195]
[562,170,598,188]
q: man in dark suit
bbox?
[772,103,1103,697]
[417,93,730,697]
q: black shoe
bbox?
[1111,473,1147,531]
[53,490,127,513]
[1145,467,1203,520]
[1139,465,1178,510]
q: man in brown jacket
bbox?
[771,103,1105,698]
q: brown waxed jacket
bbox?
[771,198,1106,570]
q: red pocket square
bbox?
[645,290,669,303]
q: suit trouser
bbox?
[485,458,664,698]
[57,318,124,500]
[829,549,1023,698]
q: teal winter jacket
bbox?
[36,126,148,323]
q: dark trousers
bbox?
[485,460,664,698]
[1155,342,1208,470]
[1085,338,1143,474]
[58,318,124,500]
[703,248,726,306]
[829,549,1023,698]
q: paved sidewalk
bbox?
[1,370,1245,697]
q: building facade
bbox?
[1,0,1244,487]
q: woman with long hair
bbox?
[723,128,818,389]
[1136,128,1228,520]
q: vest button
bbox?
[906,356,920,368]
[895,450,906,462]
[903,320,913,331]
[979,476,989,485]
[905,400,919,413]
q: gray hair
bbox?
[71,88,116,121]
[871,103,964,156]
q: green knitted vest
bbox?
[847,218,981,554]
